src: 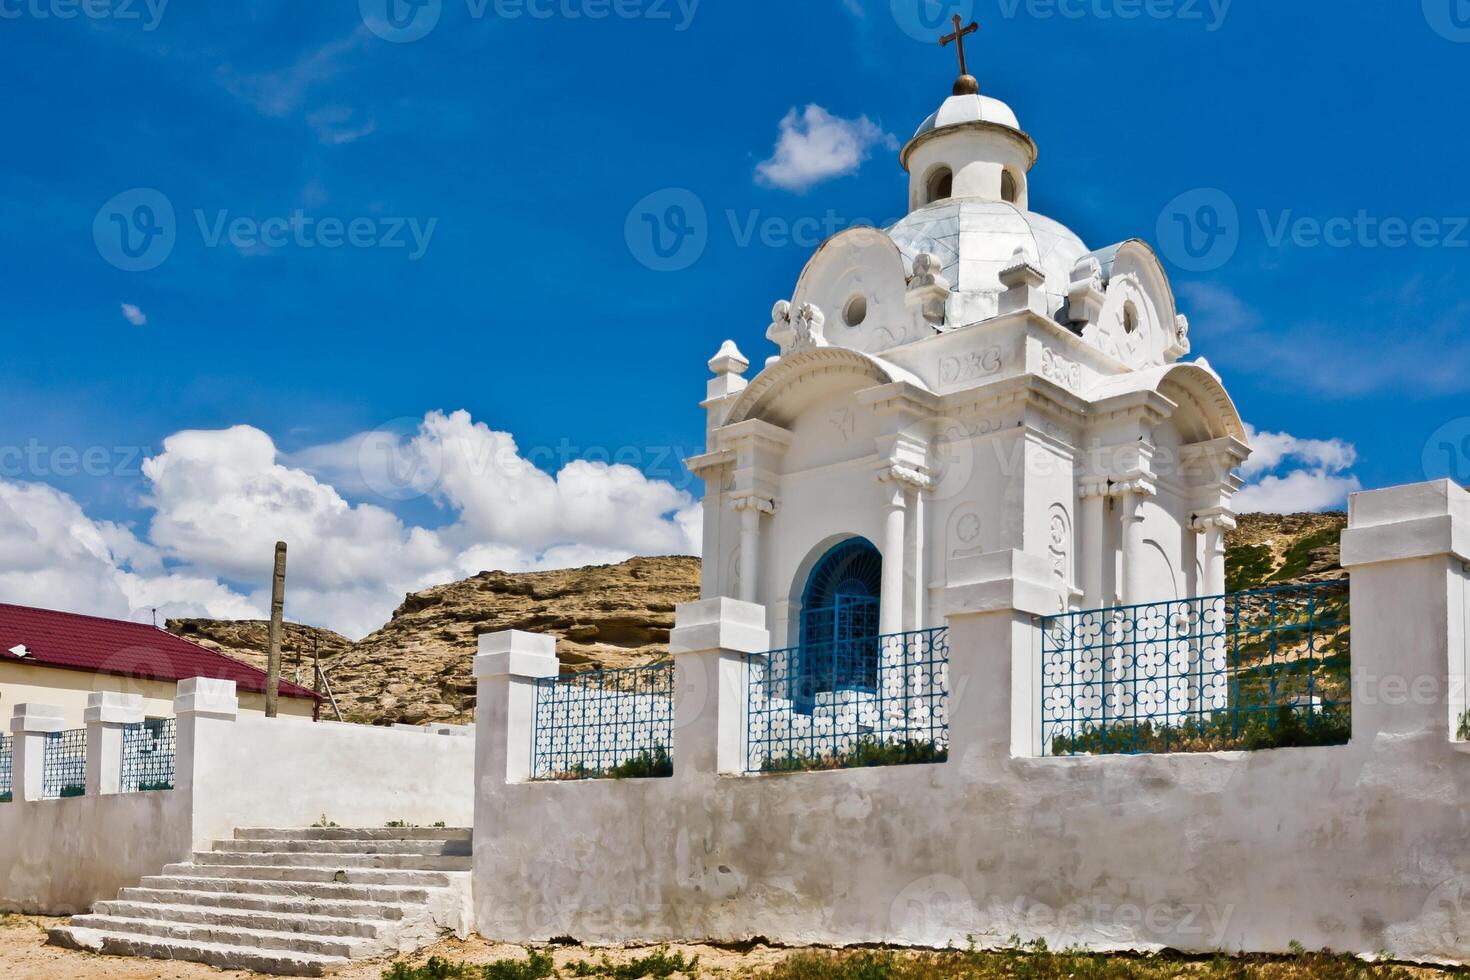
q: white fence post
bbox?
[1340,479,1470,740]
[669,597,770,777]
[941,550,1059,761]
[10,703,65,802]
[172,678,238,804]
[85,692,144,796]
[474,631,559,785]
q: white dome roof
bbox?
[912,93,1022,140]
[885,200,1088,314]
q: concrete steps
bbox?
[48,826,473,976]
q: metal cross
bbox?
[940,14,980,79]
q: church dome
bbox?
[885,200,1089,319]
[910,93,1023,142]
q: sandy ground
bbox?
[0,915,794,979]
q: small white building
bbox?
[689,74,1250,656]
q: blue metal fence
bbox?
[532,663,674,780]
[1041,581,1351,756]
[43,728,87,798]
[121,719,177,792]
[746,627,949,773]
[0,735,12,802]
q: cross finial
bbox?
[940,14,981,96]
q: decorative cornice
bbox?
[877,463,934,493]
[729,493,777,516]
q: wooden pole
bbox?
[265,541,287,718]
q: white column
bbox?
[879,479,908,636]
[474,631,560,785]
[668,597,770,776]
[85,692,144,796]
[732,495,774,605]
[1079,483,1108,608]
[904,486,926,631]
[739,505,760,604]
[1119,482,1156,606]
[10,703,64,802]
[1201,520,1229,597]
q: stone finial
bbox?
[907,252,952,328]
[766,300,796,352]
[1170,313,1192,357]
[791,303,828,352]
[1067,255,1106,328]
[999,246,1047,317]
[911,252,950,291]
[708,339,749,377]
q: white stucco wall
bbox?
[186,715,475,847]
[0,790,191,916]
[0,693,474,914]
[473,482,1470,964]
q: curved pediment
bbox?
[723,347,930,429]
[786,227,916,355]
[1088,361,1247,444]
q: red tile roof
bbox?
[0,603,321,702]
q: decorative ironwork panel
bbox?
[1041,581,1351,756]
[746,627,949,773]
[0,735,12,802]
[43,728,88,798]
[532,663,674,780]
[121,719,177,792]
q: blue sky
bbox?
[1,0,1468,635]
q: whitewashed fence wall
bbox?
[472,481,1470,964]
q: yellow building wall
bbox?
[0,661,317,728]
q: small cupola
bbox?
[900,16,1038,213]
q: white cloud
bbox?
[755,105,896,193]
[1235,470,1361,515]
[1240,425,1356,480]
[120,303,147,327]
[0,412,702,640]
[1235,424,1361,514]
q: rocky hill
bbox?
[166,515,1346,726]
[326,556,701,725]
[165,618,354,677]
[1225,511,1347,592]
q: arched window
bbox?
[925,167,953,204]
[795,538,883,711]
[1001,169,1018,204]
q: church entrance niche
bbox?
[795,538,883,713]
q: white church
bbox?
[688,51,1250,658]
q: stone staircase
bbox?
[49,826,473,976]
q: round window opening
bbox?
[843,295,868,328]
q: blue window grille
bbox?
[0,735,12,802]
[796,538,883,712]
[746,627,949,773]
[121,718,177,792]
[1041,581,1351,756]
[532,663,674,780]
[43,728,88,798]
